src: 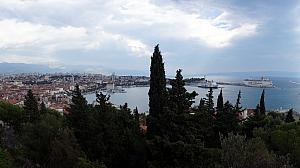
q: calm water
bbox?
[85,76,300,113]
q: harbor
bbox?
[85,76,300,113]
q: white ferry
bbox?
[243,77,273,88]
[197,77,219,89]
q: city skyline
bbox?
[0,0,299,75]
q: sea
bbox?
[85,76,300,113]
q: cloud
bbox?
[0,0,257,48]
[0,19,87,50]
[0,0,271,73]
[85,27,151,57]
[101,0,258,48]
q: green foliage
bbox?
[147,136,221,168]
[67,91,147,168]
[21,112,81,168]
[68,84,89,128]
[221,133,285,168]
[0,45,298,168]
[243,100,268,138]
[255,122,300,166]
[198,98,205,112]
[259,89,266,115]
[76,157,107,168]
[96,92,112,112]
[0,147,15,168]
[148,44,167,135]
[216,89,223,113]
[40,101,47,115]
[285,109,295,123]
[204,87,214,115]
[234,90,244,116]
[168,69,198,114]
[24,89,39,123]
[0,101,23,131]
[215,101,240,136]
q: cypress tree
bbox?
[133,107,139,122]
[259,89,266,115]
[24,89,39,123]
[285,109,295,123]
[255,104,261,116]
[148,44,167,135]
[217,89,224,113]
[234,90,243,119]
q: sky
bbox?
[0,0,299,75]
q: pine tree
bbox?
[24,89,39,123]
[68,84,88,130]
[40,101,47,115]
[285,109,295,123]
[216,101,239,136]
[217,89,224,113]
[96,92,111,113]
[168,69,198,114]
[148,44,167,135]
[259,89,266,115]
[198,98,205,112]
[204,87,214,116]
[243,103,267,138]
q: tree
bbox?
[168,69,198,114]
[221,133,286,168]
[285,109,295,123]
[133,107,139,123]
[40,101,47,115]
[0,147,15,168]
[67,84,89,130]
[24,90,39,123]
[216,89,223,113]
[148,44,167,135]
[259,89,266,115]
[215,101,240,136]
[243,103,267,138]
[235,90,243,113]
[204,87,214,116]
[21,112,81,168]
[0,101,23,132]
[67,84,91,159]
[96,92,111,113]
[76,157,107,168]
[198,98,205,112]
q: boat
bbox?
[197,77,219,89]
[243,77,273,88]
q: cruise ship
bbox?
[243,77,273,88]
[197,77,219,89]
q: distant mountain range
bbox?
[0,62,146,75]
[0,62,61,74]
[0,62,299,78]
[206,71,300,78]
